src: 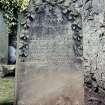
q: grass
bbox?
[0,78,15,105]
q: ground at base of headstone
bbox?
[0,65,15,78]
[0,77,14,105]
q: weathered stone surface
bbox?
[16,0,105,105]
[82,0,105,105]
[0,12,8,64]
[16,0,84,105]
[83,0,105,85]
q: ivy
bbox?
[0,0,29,44]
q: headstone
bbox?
[0,12,8,64]
[16,0,84,105]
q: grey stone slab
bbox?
[0,12,8,64]
[16,0,84,105]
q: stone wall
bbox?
[82,0,105,82]
[71,0,105,83]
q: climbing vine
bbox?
[0,0,29,44]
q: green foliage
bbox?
[0,0,29,42]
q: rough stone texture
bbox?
[82,0,105,105]
[83,0,105,83]
[16,0,84,105]
[69,0,105,104]
[0,12,8,64]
